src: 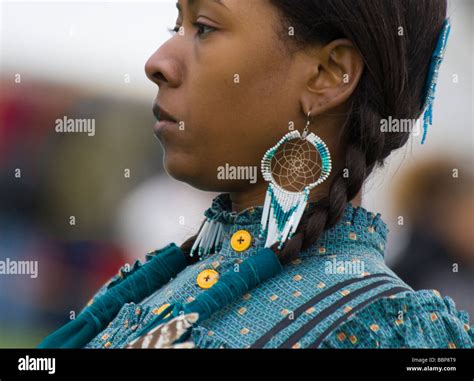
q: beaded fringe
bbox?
[190,219,224,258]
[259,183,309,249]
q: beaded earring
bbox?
[259,111,332,249]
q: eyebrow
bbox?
[176,0,229,12]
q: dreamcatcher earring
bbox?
[259,111,332,249]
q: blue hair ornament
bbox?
[421,18,451,145]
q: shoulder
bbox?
[197,252,411,348]
[320,289,474,348]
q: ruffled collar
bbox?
[204,193,265,225]
[203,193,389,257]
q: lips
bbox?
[153,103,178,123]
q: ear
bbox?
[301,39,364,116]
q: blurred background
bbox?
[0,0,472,347]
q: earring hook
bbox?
[302,111,313,139]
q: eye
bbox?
[167,22,217,39]
[192,22,217,38]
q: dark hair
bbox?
[181,0,448,266]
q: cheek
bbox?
[185,41,292,164]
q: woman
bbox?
[39,0,473,349]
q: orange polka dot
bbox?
[337,332,346,341]
[395,319,404,326]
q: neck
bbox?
[229,182,268,213]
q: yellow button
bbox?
[152,303,171,318]
[196,269,219,289]
[230,230,252,252]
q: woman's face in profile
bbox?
[144,0,316,192]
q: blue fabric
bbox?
[133,247,282,337]
[321,289,473,348]
[37,243,187,348]
[185,247,282,322]
[74,194,472,349]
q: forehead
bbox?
[176,0,275,20]
[176,0,288,58]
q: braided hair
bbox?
[182,0,448,267]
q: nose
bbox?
[144,45,182,88]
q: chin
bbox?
[162,153,213,191]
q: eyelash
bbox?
[167,22,217,39]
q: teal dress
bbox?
[75,194,473,348]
